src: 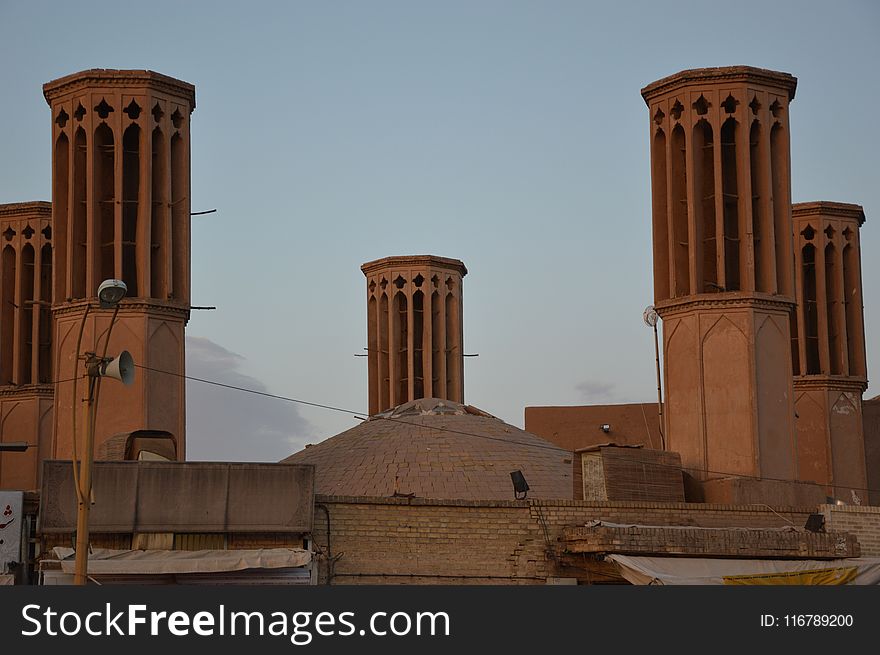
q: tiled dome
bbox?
[283,398,573,500]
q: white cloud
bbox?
[185,336,314,462]
[574,380,617,403]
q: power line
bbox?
[133,363,368,420]
[132,362,880,498]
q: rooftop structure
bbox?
[284,397,572,500]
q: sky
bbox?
[1,1,878,461]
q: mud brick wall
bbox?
[821,504,880,556]
[313,496,818,585]
[562,524,859,559]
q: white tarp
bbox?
[52,547,311,575]
[608,554,880,585]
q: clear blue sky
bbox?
[1,1,878,460]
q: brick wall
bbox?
[313,495,816,585]
[821,504,880,556]
[563,524,858,559]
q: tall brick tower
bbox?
[361,255,467,415]
[0,202,54,489]
[791,201,868,500]
[641,67,798,483]
[43,70,194,461]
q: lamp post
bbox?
[72,279,134,586]
[643,305,665,451]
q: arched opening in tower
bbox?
[394,291,408,405]
[72,128,87,299]
[151,128,168,299]
[750,120,772,292]
[413,290,424,399]
[825,242,841,374]
[368,295,378,412]
[651,128,669,300]
[771,122,789,295]
[802,243,820,374]
[445,288,458,399]
[94,123,116,285]
[54,132,69,301]
[670,124,689,296]
[431,289,442,398]
[721,118,739,291]
[379,293,390,411]
[19,244,35,384]
[170,132,186,303]
[842,244,863,377]
[693,120,716,292]
[1,245,15,384]
[39,243,52,383]
[122,123,140,297]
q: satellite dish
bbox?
[643,305,658,328]
[102,351,135,386]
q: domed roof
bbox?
[283,398,572,500]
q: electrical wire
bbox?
[131,362,880,498]
[133,363,368,419]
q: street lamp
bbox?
[72,279,135,585]
[643,305,665,451]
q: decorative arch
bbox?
[379,293,389,411]
[721,117,739,290]
[368,295,378,412]
[151,127,168,299]
[750,119,771,292]
[431,289,442,398]
[393,291,408,404]
[1,245,15,383]
[413,290,425,399]
[170,132,186,302]
[652,128,669,300]
[122,123,140,296]
[693,120,716,292]
[825,241,841,374]
[801,243,820,374]
[670,124,688,296]
[54,132,69,301]
[19,244,35,384]
[94,123,116,284]
[72,127,88,298]
[39,243,53,383]
[770,122,789,294]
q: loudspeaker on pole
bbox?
[102,350,135,386]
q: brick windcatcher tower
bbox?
[361,255,467,415]
[0,202,54,489]
[641,66,798,483]
[791,201,868,500]
[44,70,194,461]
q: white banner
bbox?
[0,491,23,575]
